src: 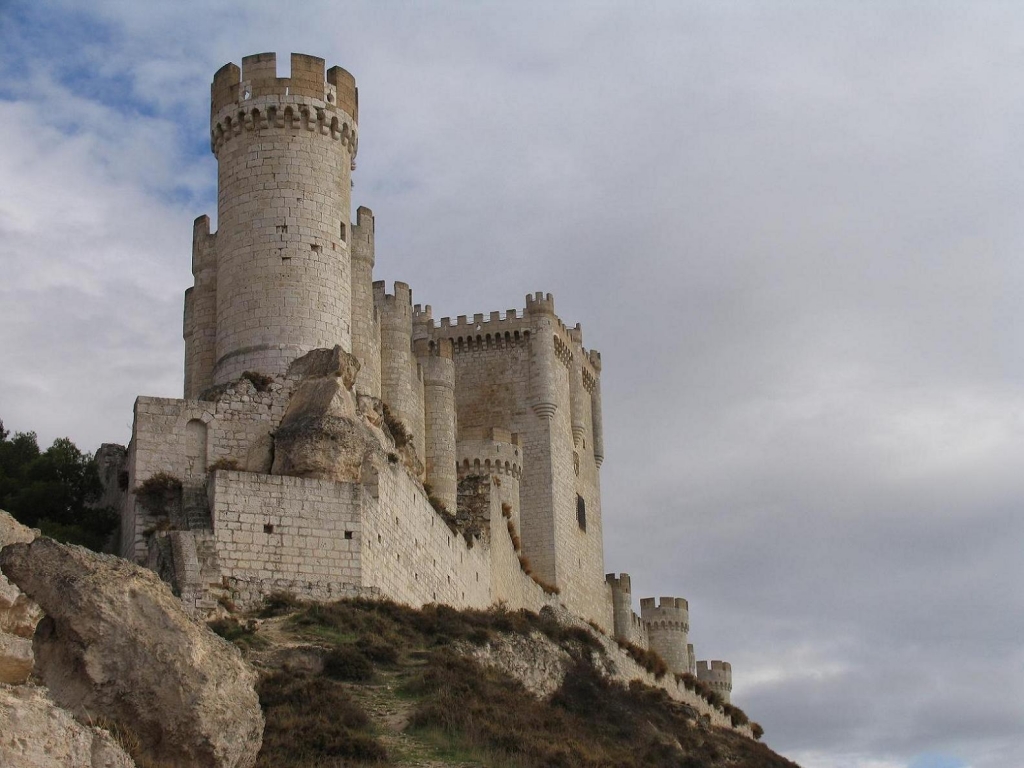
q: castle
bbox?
[114,52,733,703]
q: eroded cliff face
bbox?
[0,510,264,768]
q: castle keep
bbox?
[118,52,732,703]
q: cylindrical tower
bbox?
[640,596,690,675]
[568,326,586,447]
[351,206,380,397]
[184,215,218,398]
[605,573,637,644]
[526,292,558,419]
[209,52,358,385]
[696,660,733,704]
[376,281,419,455]
[416,338,457,511]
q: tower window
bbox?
[576,495,587,531]
[339,222,347,241]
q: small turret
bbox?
[416,337,457,511]
[640,596,690,675]
[526,292,558,419]
[696,660,732,704]
[351,206,380,397]
[606,573,637,644]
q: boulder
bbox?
[273,346,387,482]
[0,538,263,768]
[0,511,42,680]
[0,683,135,768]
[0,633,33,684]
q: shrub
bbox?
[258,591,302,618]
[380,403,412,448]
[751,721,765,740]
[506,519,521,551]
[207,617,267,650]
[256,671,387,766]
[723,703,749,727]
[531,573,561,595]
[132,472,181,513]
[323,645,374,682]
[240,370,274,392]
[618,640,669,679]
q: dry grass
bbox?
[239,597,792,768]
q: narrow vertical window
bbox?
[576,494,587,531]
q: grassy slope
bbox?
[212,597,800,768]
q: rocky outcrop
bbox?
[0,510,41,684]
[0,683,136,768]
[272,346,390,481]
[0,538,264,768]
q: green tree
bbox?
[0,419,117,551]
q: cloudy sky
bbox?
[1,2,1022,766]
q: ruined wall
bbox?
[120,379,289,563]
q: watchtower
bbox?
[640,596,690,675]
[696,660,732,704]
[185,52,360,395]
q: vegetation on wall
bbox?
[0,418,116,551]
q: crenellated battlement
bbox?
[605,572,632,592]
[457,427,523,480]
[697,660,733,701]
[413,337,454,360]
[374,281,414,323]
[640,596,690,632]
[352,207,375,260]
[525,291,556,316]
[210,52,358,157]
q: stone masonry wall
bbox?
[209,471,362,598]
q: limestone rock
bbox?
[273,346,386,482]
[0,683,136,768]
[0,575,43,638]
[285,344,360,386]
[272,414,381,481]
[0,510,42,676]
[0,633,33,684]
[0,509,38,548]
[0,538,263,768]
[244,432,274,473]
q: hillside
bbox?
[215,596,800,768]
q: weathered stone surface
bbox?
[0,633,33,684]
[272,346,386,482]
[0,510,42,676]
[0,510,38,548]
[0,538,263,768]
[465,631,571,698]
[286,344,360,386]
[272,414,381,482]
[0,683,136,768]
[243,432,274,473]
